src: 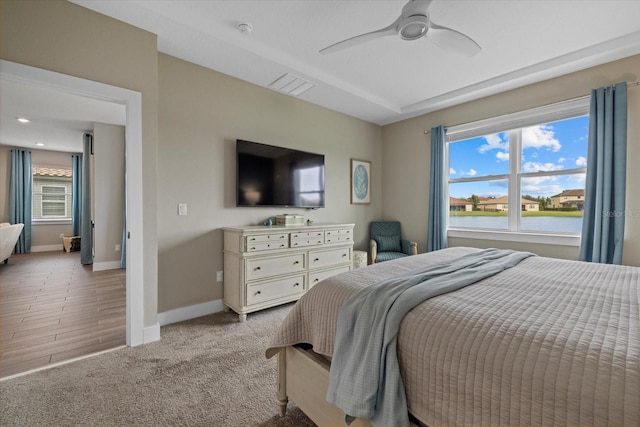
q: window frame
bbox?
[446,97,590,246]
[40,184,69,218]
[32,166,73,224]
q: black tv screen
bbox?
[236,139,325,208]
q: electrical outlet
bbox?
[216,271,223,282]
[115,244,121,252]
[59,233,64,238]
[178,203,188,216]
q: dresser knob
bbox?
[294,283,300,287]
[294,261,299,264]
[314,278,319,283]
[255,290,261,295]
[314,258,319,262]
[255,266,261,270]
[342,253,347,257]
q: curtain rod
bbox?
[423,80,640,135]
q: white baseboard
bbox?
[143,322,161,344]
[157,299,225,326]
[31,245,63,253]
[93,261,123,271]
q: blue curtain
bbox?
[80,133,93,265]
[71,154,82,236]
[427,125,447,252]
[9,150,32,254]
[579,82,627,264]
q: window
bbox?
[447,98,589,244]
[32,166,73,220]
[294,165,325,207]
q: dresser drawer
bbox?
[309,265,350,288]
[290,230,324,248]
[309,247,351,269]
[245,233,289,252]
[324,229,353,244]
[246,253,305,280]
[290,238,324,248]
[247,275,306,306]
[246,241,289,252]
[290,231,324,240]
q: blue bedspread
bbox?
[326,248,534,426]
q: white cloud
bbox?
[521,183,564,196]
[522,124,561,152]
[558,157,566,163]
[567,173,586,183]
[450,168,456,175]
[575,156,587,167]
[522,175,558,185]
[522,161,564,173]
[458,169,478,177]
[496,151,509,162]
[478,133,508,153]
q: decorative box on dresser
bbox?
[223,223,354,321]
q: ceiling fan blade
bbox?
[319,21,398,55]
[427,22,481,57]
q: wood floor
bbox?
[0,251,125,378]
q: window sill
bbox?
[448,228,580,247]
[32,219,72,226]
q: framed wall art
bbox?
[350,159,371,204]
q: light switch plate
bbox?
[178,203,187,216]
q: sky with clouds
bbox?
[449,115,588,199]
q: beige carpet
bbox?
[0,303,315,427]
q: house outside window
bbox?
[446,98,589,245]
[32,166,73,220]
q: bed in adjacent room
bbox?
[266,247,639,427]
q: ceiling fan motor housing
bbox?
[398,15,430,40]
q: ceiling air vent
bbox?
[268,73,315,96]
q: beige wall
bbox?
[93,123,125,266]
[381,55,640,266]
[157,54,382,312]
[1,0,159,325]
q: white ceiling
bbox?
[70,0,640,125]
[3,0,640,152]
[0,79,125,152]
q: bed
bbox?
[266,247,639,427]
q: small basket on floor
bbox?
[62,236,81,252]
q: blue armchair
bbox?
[370,221,417,264]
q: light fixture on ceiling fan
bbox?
[319,0,481,57]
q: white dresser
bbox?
[223,223,354,321]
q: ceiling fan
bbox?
[319,0,481,57]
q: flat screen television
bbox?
[236,139,325,208]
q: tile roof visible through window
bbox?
[551,189,584,198]
[33,166,72,177]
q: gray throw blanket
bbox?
[326,248,535,427]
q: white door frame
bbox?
[0,59,145,346]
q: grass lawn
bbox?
[450,210,583,217]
